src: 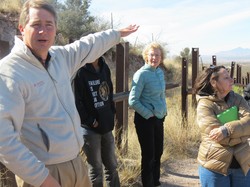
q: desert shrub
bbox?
[0,0,21,14]
[233,85,244,95]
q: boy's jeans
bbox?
[83,131,120,187]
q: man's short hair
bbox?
[19,0,57,27]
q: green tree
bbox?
[57,0,95,42]
[175,47,192,63]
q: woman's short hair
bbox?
[142,42,165,63]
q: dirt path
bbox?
[160,158,200,187]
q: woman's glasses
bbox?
[148,54,160,58]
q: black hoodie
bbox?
[74,56,115,134]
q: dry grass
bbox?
[117,88,200,186]
[115,112,142,186]
[0,165,17,186]
[0,0,21,14]
[164,88,200,159]
[163,58,182,83]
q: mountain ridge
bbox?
[201,47,250,64]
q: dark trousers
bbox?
[134,112,164,187]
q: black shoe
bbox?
[154,181,161,187]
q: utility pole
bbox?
[111,13,113,29]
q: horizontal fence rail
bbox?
[113,83,180,102]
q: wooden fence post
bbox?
[230,61,235,78]
[247,72,250,85]
[191,48,199,107]
[212,55,216,65]
[239,65,242,84]
[115,42,129,154]
[181,58,188,126]
[123,42,129,154]
[236,64,241,84]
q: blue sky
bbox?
[89,0,250,56]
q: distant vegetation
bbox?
[0,0,21,14]
[0,0,110,44]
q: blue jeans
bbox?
[199,165,250,187]
[83,131,120,187]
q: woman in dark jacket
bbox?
[74,56,120,187]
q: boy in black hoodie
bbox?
[74,56,120,187]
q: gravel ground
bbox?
[160,158,200,187]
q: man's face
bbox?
[19,7,56,58]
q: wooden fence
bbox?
[114,45,250,152]
[211,55,250,86]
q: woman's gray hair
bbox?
[142,42,165,63]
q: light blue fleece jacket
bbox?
[0,29,120,186]
[129,63,167,119]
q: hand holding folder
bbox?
[216,106,238,125]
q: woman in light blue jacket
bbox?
[129,42,167,187]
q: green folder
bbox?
[216,106,238,125]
